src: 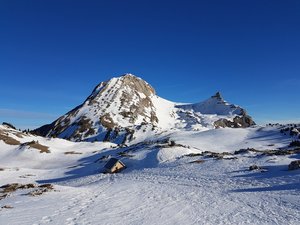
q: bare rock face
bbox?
[214,113,256,128]
[34,74,158,143]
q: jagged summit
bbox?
[178,91,243,116]
[34,74,255,143]
[212,91,223,101]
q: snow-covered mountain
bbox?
[34,74,255,143]
[1,75,299,225]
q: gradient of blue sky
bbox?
[0,0,299,129]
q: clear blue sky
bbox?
[0,0,299,129]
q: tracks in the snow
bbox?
[35,177,112,225]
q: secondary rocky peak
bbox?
[212,91,223,101]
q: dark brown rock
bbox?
[288,160,300,170]
[249,165,261,171]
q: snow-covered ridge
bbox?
[34,74,255,143]
[177,92,243,115]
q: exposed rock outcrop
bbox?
[288,160,300,170]
[214,113,256,128]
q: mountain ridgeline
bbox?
[34,74,255,143]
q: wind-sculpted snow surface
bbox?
[34,74,255,143]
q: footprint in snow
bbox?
[40,216,52,223]
[65,217,76,225]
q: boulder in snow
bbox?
[288,160,300,170]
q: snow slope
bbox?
[171,126,291,152]
[1,124,299,224]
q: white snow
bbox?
[151,95,178,129]
[1,74,299,224]
[178,95,242,115]
[170,127,291,152]
[0,124,299,224]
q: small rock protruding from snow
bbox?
[288,160,300,170]
[249,165,262,171]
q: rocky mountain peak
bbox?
[86,74,156,104]
[34,74,160,142]
[117,73,156,96]
[84,74,158,125]
[212,91,223,101]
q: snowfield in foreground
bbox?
[0,125,299,225]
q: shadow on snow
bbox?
[37,144,160,184]
[231,164,300,192]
